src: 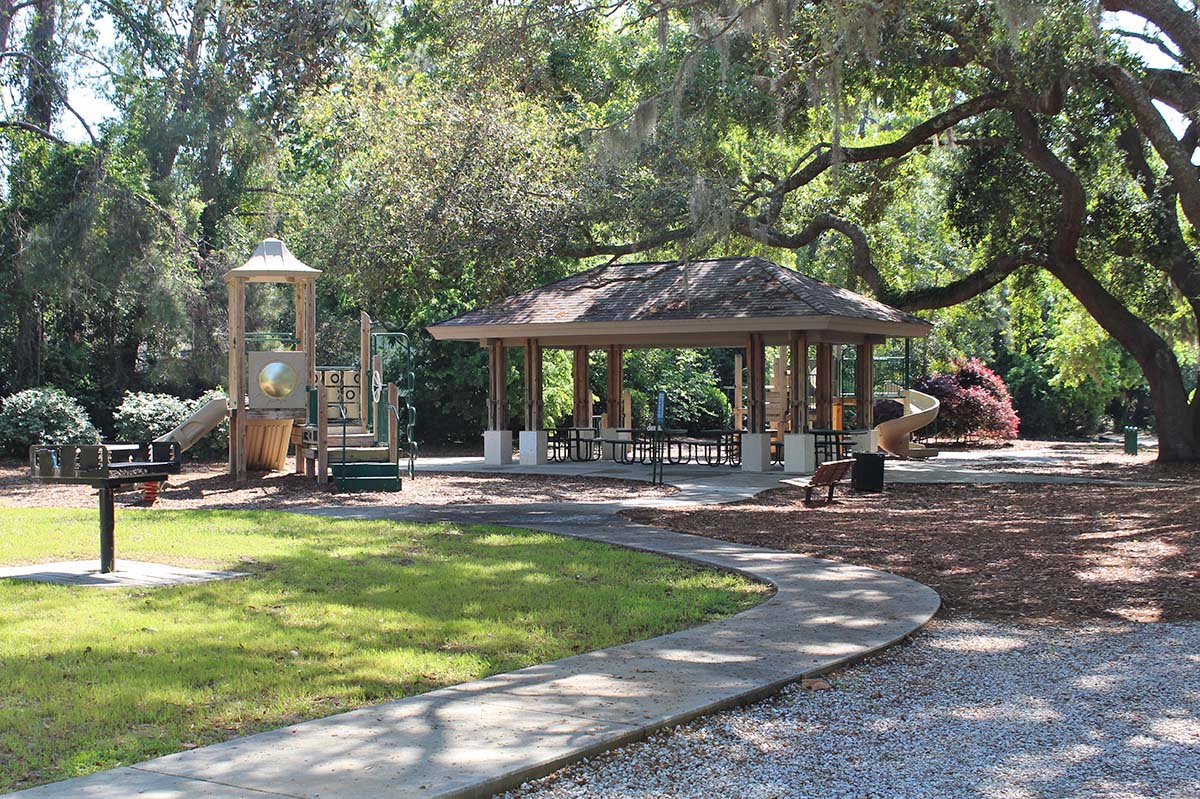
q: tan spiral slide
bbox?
[875,389,940,458]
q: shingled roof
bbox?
[428,257,930,346]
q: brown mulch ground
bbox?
[941,440,1200,483]
[0,460,675,510]
[624,481,1200,624]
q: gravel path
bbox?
[501,619,1200,799]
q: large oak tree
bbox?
[452,0,1200,460]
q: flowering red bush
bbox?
[914,358,1019,442]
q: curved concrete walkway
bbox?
[7,506,939,799]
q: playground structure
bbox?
[136,238,417,491]
[224,239,417,489]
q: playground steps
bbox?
[332,461,399,478]
[331,446,393,462]
[331,461,401,492]
[332,432,377,446]
[297,445,393,463]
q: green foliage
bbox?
[110,390,229,459]
[113,392,192,442]
[1001,352,1108,438]
[625,349,731,431]
[0,388,101,455]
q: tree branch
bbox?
[768,91,1010,221]
[1100,63,1200,233]
[556,226,692,258]
[1,49,98,145]
[1102,0,1200,68]
[734,211,1033,310]
[0,118,65,144]
[1141,67,1200,113]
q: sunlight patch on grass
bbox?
[0,508,769,792]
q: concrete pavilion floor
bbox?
[416,443,1139,507]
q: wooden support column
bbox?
[486,338,506,430]
[523,339,544,430]
[788,332,809,433]
[387,383,399,464]
[311,278,328,482]
[227,277,248,481]
[294,283,306,354]
[304,280,317,386]
[815,343,834,429]
[733,352,745,430]
[746,333,766,432]
[572,345,591,427]
[359,311,371,423]
[605,345,624,428]
[856,342,875,429]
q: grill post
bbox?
[98,487,115,573]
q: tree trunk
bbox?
[0,0,16,53]
[24,0,56,129]
[13,298,42,388]
[1014,108,1200,461]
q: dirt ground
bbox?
[937,439,1200,483]
[626,480,1199,624]
[0,459,675,510]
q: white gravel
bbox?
[501,619,1200,799]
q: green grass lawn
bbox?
[0,508,768,792]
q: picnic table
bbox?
[600,428,743,467]
[548,427,602,462]
[807,428,854,464]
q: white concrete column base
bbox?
[484,430,513,466]
[518,430,547,465]
[847,429,879,454]
[783,433,816,474]
[740,433,772,473]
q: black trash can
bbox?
[851,452,885,492]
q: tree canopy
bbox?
[1,0,1197,458]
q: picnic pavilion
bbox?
[427,256,931,473]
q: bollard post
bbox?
[98,487,115,573]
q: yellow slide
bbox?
[154,398,228,453]
[875,389,940,459]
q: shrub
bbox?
[0,387,101,456]
[874,398,904,424]
[1002,354,1107,438]
[914,358,1019,443]
[112,389,229,459]
[113,392,192,442]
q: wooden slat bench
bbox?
[780,458,855,504]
